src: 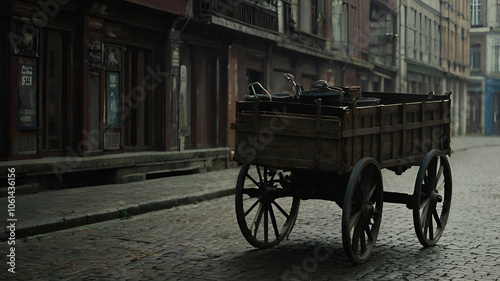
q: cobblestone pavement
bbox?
[2,145,500,280]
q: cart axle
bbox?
[383,191,413,209]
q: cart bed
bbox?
[233,92,451,175]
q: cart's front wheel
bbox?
[342,158,383,264]
[235,164,300,249]
[413,149,452,247]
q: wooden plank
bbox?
[236,101,346,117]
[237,114,340,133]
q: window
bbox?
[470,44,481,71]
[409,9,416,27]
[433,22,440,65]
[307,0,319,34]
[471,0,482,26]
[296,0,320,35]
[331,0,344,48]
[450,30,455,61]
[343,2,360,56]
[407,9,417,59]
[495,38,500,72]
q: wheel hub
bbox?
[362,202,376,220]
[429,190,442,203]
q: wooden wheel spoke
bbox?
[419,197,431,210]
[264,204,269,243]
[436,179,445,193]
[363,219,374,242]
[272,201,290,219]
[354,183,364,204]
[355,219,367,254]
[435,164,446,193]
[244,197,262,217]
[252,203,264,237]
[368,184,377,202]
[268,203,281,240]
[425,208,434,239]
[420,198,431,226]
[246,174,260,188]
[432,208,442,228]
[349,210,362,230]
[351,221,361,255]
[435,164,444,187]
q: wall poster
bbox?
[106,71,120,125]
[18,57,37,128]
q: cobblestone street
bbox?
[2,144,500,280]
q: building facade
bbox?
[2,0,191,161]
[1,0,473,183]
[468,0,500,135]
[398,0,470,136]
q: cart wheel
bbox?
[342,158,383,264]
[235,164,300,248]
[413,149,452,247]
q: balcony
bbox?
[195,0,278,32]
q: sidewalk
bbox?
[1,168,241,240]
[1,136,499,240]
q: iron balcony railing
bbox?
[195,0,278,32]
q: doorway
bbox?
[468,92,482,134]
[494,91,500,135]
[42,29,70,153]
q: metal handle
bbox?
[283,73,302,97]
[247,82,272,101]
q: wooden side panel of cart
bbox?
[343,98,452,173]
[234,108,343,171]
[233,93,451,175]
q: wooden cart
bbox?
[231,84,452,264]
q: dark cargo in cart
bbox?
[231,75,452,264]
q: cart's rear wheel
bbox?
[413,149,452,247]
[235,164,300,248]
[342,158,383,264]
